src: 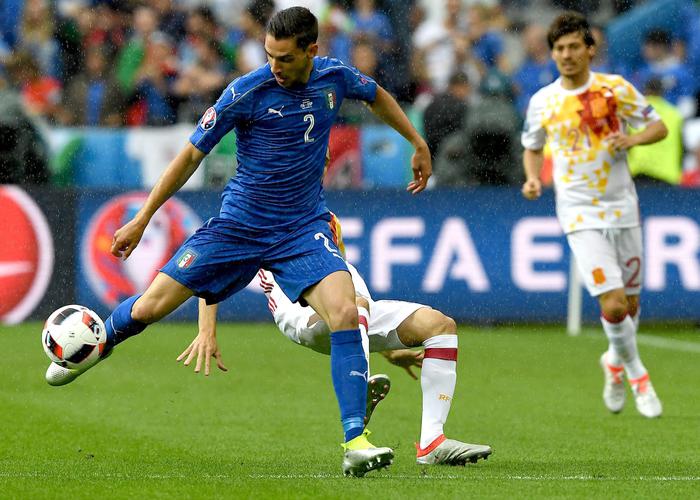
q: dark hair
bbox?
[644,77,664,95]
[448,71,470,87]
[547,12,595,49]
[246,0,275,27]
[266,6,318,50]
[645,28,671,47]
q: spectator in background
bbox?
[351,0,393,54]
[132,32,179,126]
[628,78,683,185]
[412,0,469,94]
[350,0,394,88]
[60,44,125,127]
[336,38,384,125]
[179,6,225,70]
[237,0,275,74]
[466,3,509,75]
[5,50,62,123]
[154,0,187,41]
[116,5,160,93]
[0,74,50,184]
[512,23,557,117]
[434,69,520,186]
[318,2,353,63]
[633,29,695,118]
[379,0,416,101]
[174,37,233,123]
[423,71,470,161]
[18,0,60,78]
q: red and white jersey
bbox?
[522,72,661,233]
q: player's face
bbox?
[264,35,318,87]
[551,32,594,79]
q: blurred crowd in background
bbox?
[1,0,700,187]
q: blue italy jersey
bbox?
[190,57,377,231]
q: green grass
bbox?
[1,322,699,499]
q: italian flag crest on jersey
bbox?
[325,88,336,110]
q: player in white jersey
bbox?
[178,217,493,466]
[521,12,668,418]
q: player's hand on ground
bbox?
[384,349,424,380]
[407,143,432,194]
[521,178,542,200]
[606,131,637,152]
[111,219,147,260]
[177,332,228,376]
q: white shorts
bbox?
[566,227,643,297]
[273,297,426,354]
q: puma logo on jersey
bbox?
[349,370,368,381]
[230,85,239,100]
[267,106,284,117]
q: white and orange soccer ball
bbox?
[42,305,107,370]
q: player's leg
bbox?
[617,227,661,418]
[303,272,393,476]
[303,271,369,438]
[391,306,492,465]
[262,270,389,426]
[46,272,194,386]
[568,230,630,413]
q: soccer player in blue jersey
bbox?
[45,7,431,477]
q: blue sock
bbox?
[104,295,147,354]
[330,329,367,442]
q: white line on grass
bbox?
[1,472,699,481]
[579,329,700,354]
[636,334,700,354]
[246,474,700,481]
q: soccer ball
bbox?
[42,305,107,369]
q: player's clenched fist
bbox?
[522,178,542,200]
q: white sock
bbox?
[601,315,646,379]
[357,307,370,369]
[419,334,458,449]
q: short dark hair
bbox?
[266,6,318,50]
[645,28,671,47]
[547,12,595,49]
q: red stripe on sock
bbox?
[415,434,446,457]
[601,312,628,324]
[358,315,368,332]
[424,347,458,361]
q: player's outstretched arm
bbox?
[607,120,668,152]
[522,148,544,200]
[176,298,228,376]
[368,86,431,194]
[381,349,424,380]
[111,143,206,260]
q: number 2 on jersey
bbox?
[314,232,343,260]
[304,114,315,143]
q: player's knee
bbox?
[328,302,359,331]
[434,312,457,335]
[422,309,457,336]
[600,293,628,322]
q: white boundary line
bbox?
[1,472,699,482]
[636,334,700,354]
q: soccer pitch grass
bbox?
[2,322,699,499]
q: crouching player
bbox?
[180,249,493,467]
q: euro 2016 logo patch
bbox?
[200,107,217,131]
[177,250,197,269]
